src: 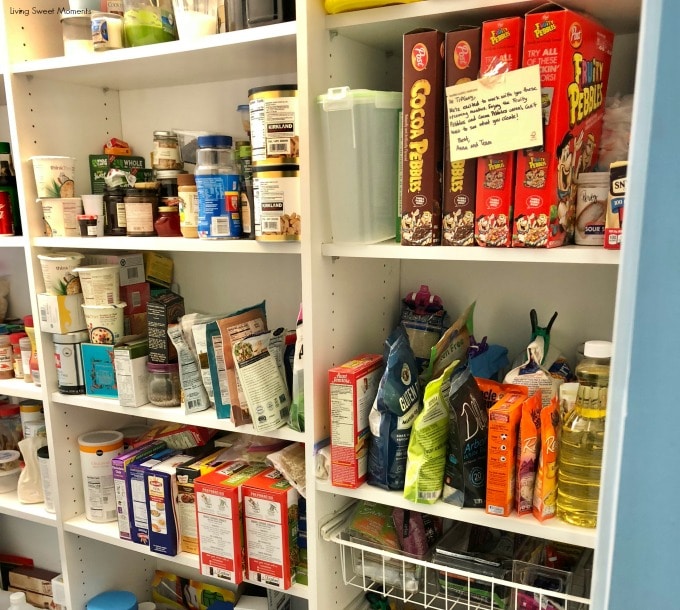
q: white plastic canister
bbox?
[37,445,54,513]
[78,430,124,522]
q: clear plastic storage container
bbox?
[318,87,401,244]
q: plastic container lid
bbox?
[9,332,27,345]
[583,340,613,359]
[0,449,20,465]
[197,135,233,149]
[78,430,124,452]
[155,170,185,180]
[86,590,138,610]
[0,404,20,417]
[147,362,179,373]
[318,86,402,111]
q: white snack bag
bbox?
[232,331,291,433]
[504,336,561,407]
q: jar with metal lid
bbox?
[124,186,158,236]
[195,135,242,239]
[0,331,11,380]
[155,206,182,237]
[153,131,183,171]
[147,362,181,407]
[177,173,198,238]
[104,186,127,235]
[156,169,184,207]
[53,331,88,394]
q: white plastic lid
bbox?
[584,340,613,359]
[10,591,27,605]
[78,430,124,448]
[577,171,609,186]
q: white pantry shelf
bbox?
[0,377,43,400]
[0,489,57,526]
[0,236,26,248]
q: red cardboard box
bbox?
[120,282,151,316]
[329,354,383,488]
[195,462,269,584]
[243,468,299,590]
[400,28,445,246]
[475,16,524,247]
[442,26,481,247]
[513,3,614,248]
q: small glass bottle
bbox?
[154,206,182,237]
[153,131,183,171]
[177,172,198,238]
[124,186,158,236]
[104,186,127,235]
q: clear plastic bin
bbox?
[318,87,401,244]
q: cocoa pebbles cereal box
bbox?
[513,3,614,248]
[442,26,481,247]
[474,16,524,248]
[400,29,444,246]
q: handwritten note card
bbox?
[446,65,543,162]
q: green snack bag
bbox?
[403,361,459,504]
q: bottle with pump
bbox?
[556,339,612,528]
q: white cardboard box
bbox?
[37,293,86,334]
[114,337,149,407]
[85,252,145,287]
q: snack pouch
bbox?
[347,500,399,550]
[192,322,216,407]
[368,326,421,491]
[400,285,447,375]
[168,319,211,415]
[442,364,488,508]
[403,361,458,504]
[393,508,442,558]
[533,397,560,522]
[516,391,542,515]
[476,378,529,410]
[504,337,560,408]
[289,305,304,432]
[422,302,475,385]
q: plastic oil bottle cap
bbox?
[583,340,613,359]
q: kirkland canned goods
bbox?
[253,165,300,241]
[248,85,298,167]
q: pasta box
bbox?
[242,468,299,590]
[113,336,149,407]
[147,453,195,556]
[195,462,269,584]
[513,3,614,248]
[328,353,383,488]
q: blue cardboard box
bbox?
[81,343,117,398]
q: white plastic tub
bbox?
[318,86,401,244]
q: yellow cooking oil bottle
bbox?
[557,340,612,528]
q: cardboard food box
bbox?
[475,16,524,247]
[88,154,146,194]
[80,342,117,398]
[8,566,59,595]
[195,462,269,584]
[125,312,148,336]
[486,393,526,517]
[36,293,86,334]
[144,251,174,288]
[400,28,445,246]
[177,448,233,554]
[147,292,185,364]
[243,468,299,590]
[120,282,151,316]
[128,446,178,545]
[147,453,195,556]
[7,588,61,610]
[605,160,626,249]
[114,336,149,407]
[85,252,145,287]
[442,26,481,247]
[513,3,614,248]
[112,440,167,541]
[328,353,383,488]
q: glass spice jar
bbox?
[154,206,182,237]
[147,362,181,407]
[124,185,158,236]
[104,186,127,235]
[153,131,183,171]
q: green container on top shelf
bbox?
[123,0,178,47]
[0,142,20,236]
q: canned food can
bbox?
[248,85,298,167]
[53,331,88,394]
[253,165,300,241]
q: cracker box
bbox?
[485,393,525,517]
[80,342,117,398]
[195,462,270,584]
[604,160,626,249]
[328,353,383,488]
[128,446,178,545]
[442,26,481,247]
[177,448,233,554]
[475,16,524,247]
[400,28,444,246]
[114,336,149,407]
[147,292,185,364]
[112,440,166,541]
[89,155,146,194]
[147,453,195,556]
[513,3,614,248]
[242,468,299,590]
[8,566,59,595]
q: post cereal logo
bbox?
[454,41,471,69]
[412,43,428,71]
[533,19,557,38]
[569,22,583,48]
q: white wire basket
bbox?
[321,504,593,610]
